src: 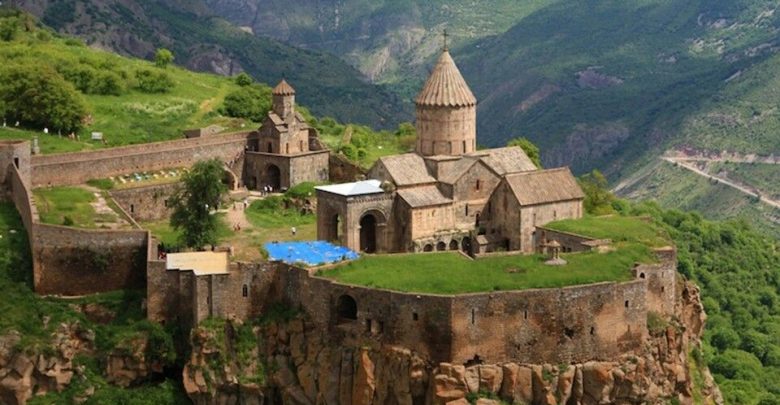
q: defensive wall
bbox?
[32,224,148,295]
[31,132,251,187]
[2,141,151,295]
[148,248,677,365]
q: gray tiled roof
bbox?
[397,185,452,208]
[504,168,585,206]
[378,154,436,186]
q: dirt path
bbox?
[660,156,780,210]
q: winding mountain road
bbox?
[660,156,780,210]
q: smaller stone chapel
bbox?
[244,80,330,191]
[316,49,585,254]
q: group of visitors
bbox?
[260,185,274,196]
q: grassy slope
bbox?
[27,1,409,128]
[543,216,671,248]
[0,25,249,152]
[709,161,780,200]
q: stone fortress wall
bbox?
[147,248,677,365]
[31,131,252,187]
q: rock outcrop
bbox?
[0,323,94,405]
[105,333,165,387]
[183,281,722,405]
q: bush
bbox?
[341,143,358,160]
[90,71,124,95]
[135,69,174,93]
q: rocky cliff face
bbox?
[183,281,722,405]
[0,323,94,405]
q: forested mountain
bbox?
[13,0,410,128]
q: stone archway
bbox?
[266,164,281,190]
[461,237,472,253]
[449,240,459,250]
[360,214,378,253]
[336,294,357,323]
[222,165,239,190]
[436,241,447,251]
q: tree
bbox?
[234,72,253,86]
[169,160,228,249]
[0,63,87,133]
[506,137,542,168]
[221,85,271,122]
[578,169,616,215]
[154,48,174,68]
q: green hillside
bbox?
[0,9,409,160]
[204,0,555,98]
[18,0,410,128]
[454,0,779,172]
[620,161,780,239]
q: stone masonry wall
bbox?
[110,183,179,222]
[32,225,148,295]
[31,132,250,187]
[271,261,652,365]
[449,280,647,365]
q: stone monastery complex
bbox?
[0,49,679,367]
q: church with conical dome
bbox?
[316,49,585,255]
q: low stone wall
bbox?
[32,224,148,295]
[535,227,596,252]
[110,183,179,222]
[31,132,251,187]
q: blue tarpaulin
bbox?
[264,241,359,266]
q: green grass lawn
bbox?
[244,197,316,228]
[33,186,100,227]
[321,244,649,294]
[543,216,671,248]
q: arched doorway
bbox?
[449,240,459,250]
[266,164,281,190]
[436,241,446,251]
[423,244,433,252]
[360,214,378,253]
[336,294,357,323]
[461,237,472,253]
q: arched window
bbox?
[242,284,248,297]
[475,179,481,190]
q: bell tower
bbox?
[414,34,477,156]
[272,79,296,121]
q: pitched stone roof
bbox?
[377,154,436,186]
[273,79,296,96]
[474,147,537,175]
[504,168,584,206]
[415,50,476,108]
[438,157,479,184]
[397,185,452,208]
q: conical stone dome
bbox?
[415,50,476,108]
[273,79,296,96]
